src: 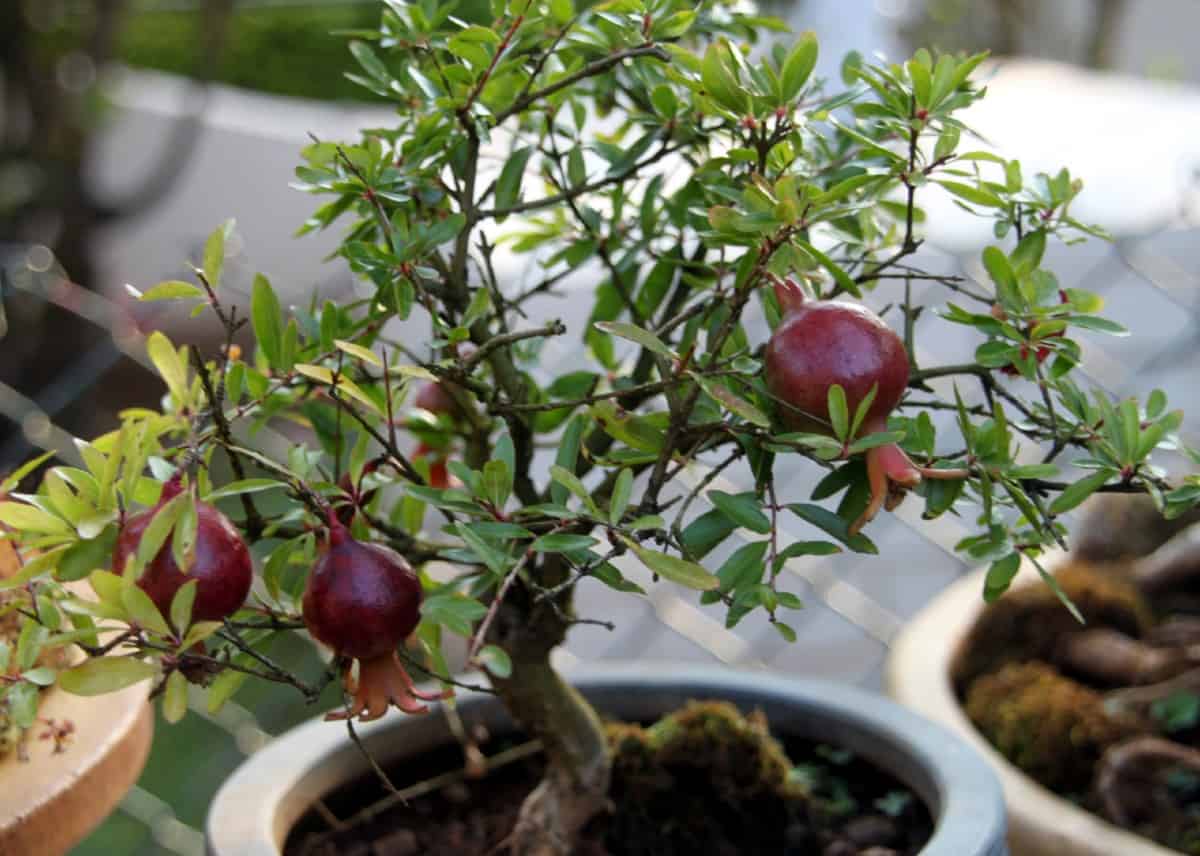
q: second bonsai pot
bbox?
[887,563,1174,856]
[207,662,1007,855]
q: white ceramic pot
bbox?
[887,564,1173,856]
[207,662,1007,856]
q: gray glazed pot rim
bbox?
[207,661,1006,856]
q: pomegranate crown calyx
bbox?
[773,278,807,317]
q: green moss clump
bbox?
[601,701,804,855]
[965,661,1143,794]
[952,562,1152,693]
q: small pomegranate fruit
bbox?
[302,515,449,720]
[113,476,252,624]
[414,381,460,418]
[765,280,965,534]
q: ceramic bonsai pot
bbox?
[887,564,1173,856]
[206,662,1007,856]
[0,675,153,855]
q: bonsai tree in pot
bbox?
[2,0,1198,852]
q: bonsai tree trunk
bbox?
[487,570,611,856]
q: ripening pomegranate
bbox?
[765,279,965,534]
[302,515,450,720]
[113,476,252,624]
[414,381,458,417]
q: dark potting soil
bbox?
[285,701,932,856]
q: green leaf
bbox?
[694,376,770,428]
[146,331,189,403]
[626,540,719,590]
[162,669,189,723]
[827,385,849,441]
[57,526,119,582]
[1048,470,1113,514]
[780,31,818,100]
[172,491,198,573]
[716,541,768,593]
[0,501,70,534]
[482,459,512,510]
[421,593,488,637]
[8,682,39,728]
[58,656,157,696]
[251,274,285,368]
[16,619,48,671]
[847,431,906,455]
[140,280,205,302]
[700,40,745,113]
[937,181,1004,209]
[681,509,737,559]
[207,668,249,714]
[1,451,55,495]
[203,220,234,289]
[983,553,1021,602]
[122,583,171,636]
[707,490,771,534]
[593,321,674,358]
[784,503,878,553]
[531,533,597,553]
[549,465,599,514]
[494,146,535,217]
[170,579,198,633]
[133,493,185,576]
[333,339,382,367]
[455,523,508,576]
[609,469,633,525]
[294,363,333,385]
[204,479,287,502]
[476,644,512,678]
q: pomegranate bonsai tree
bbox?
[2,2,1200,853]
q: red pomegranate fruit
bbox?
[113,476,252,624]
[414,381,458,417]
[302,515,450,720]
[764,280,965,534]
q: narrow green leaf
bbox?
[531,533,597,553]
[170,579,198,633]
[146,331,189,403]
[780,31,818,100]
[203,220,234,289]
[707,490,771,534]
[827,385,850,441]
[204,479,286,502]
[627,541,719,590]
[163,669,189,723]
[593,321,674,358]
[609,469,633,525]
[140,280,205,302]
[694,376,770,428]
[1048,470,1113,514]
[251,274,284,368]
[983,552,1021,602]
[58,656,157,696]
[477,644,512,678]
[784,503,878,553]
[333,339,382,367]
[0,501,70,534]
[122,583,171,636]
[494,146,535,216]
